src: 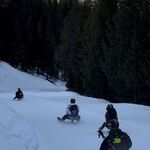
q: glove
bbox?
[97,129,105,139]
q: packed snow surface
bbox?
[0,61,149,150]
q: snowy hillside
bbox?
[0,61,66,92]
[0,61,150,150]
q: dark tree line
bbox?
[0,0,69,78]
[0,0,150,105]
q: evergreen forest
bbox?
[0,0,150,105]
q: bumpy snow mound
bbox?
[0,101,39,150]
[0,61,66,92]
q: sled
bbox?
[57,115,80,123]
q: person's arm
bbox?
[124,133,132,149]
[98,122,107,132]
[65,105,71,115]
[77,105,79,112]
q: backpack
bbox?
[69,105,79,116]
[108,131,128,150]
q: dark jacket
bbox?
[14,89,23,100]
[100,129,132,150]
[16,90,23,98]
[68,104,79,116]
[105,108,118,123]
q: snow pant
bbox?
[62,114,69,120]
[13,96,23,100]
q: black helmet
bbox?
[70,98,75,104]
[108,119,119,129]
[106,104,113,110]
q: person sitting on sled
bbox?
[58,98,80,121]
[13,88,24,100]
[98,104,118,132]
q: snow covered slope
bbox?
[0,61,150,150]
[0,61,66,92]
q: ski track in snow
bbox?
[0,100,39,150]
[1,91,150,150]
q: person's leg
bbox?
[62,114,69,120]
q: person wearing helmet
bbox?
[13,88,24,100]
[70,98,76,104]
[98,104,118,133]
[99,119,132,150]
[57,98,80,121]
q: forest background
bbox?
[0,0,150,105]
